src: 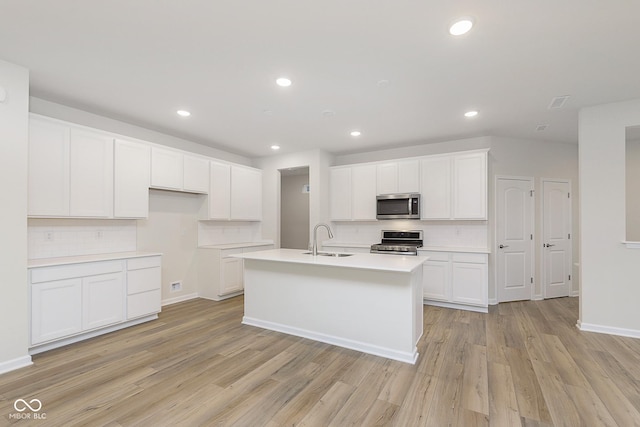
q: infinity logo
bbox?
[13,399,42,412]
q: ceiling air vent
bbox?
[548,95,570,110]
[536,124,549,131]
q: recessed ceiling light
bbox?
[350,130,362,137]
[449,18,474,36]
[271,145,281,150]
[377,79,390,87]
[322,109,336,118]
[276,77,292,87]
[176,110,191,117]
[464,110,479,118]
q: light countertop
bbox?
[28,251,163,268]
[323,241,490,254]
[232,248,427,273]
[198,241,274,250]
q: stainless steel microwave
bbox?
[376,193,421,220]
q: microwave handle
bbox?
[408,198,412,213]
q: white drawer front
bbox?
[451,253,488,264]
[221,248,243,258]
[127,267,161,295]
[127,290,161,319]
[418,251,450,262]
[127,256,161,270]
[31,260,123,284]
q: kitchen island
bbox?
[232,249,427,364]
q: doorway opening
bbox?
[279,167,310,249]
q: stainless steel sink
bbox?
[303,252,354,257]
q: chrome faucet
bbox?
[312,223,334,256]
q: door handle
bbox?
[544,243,556,248]
[499,244,509,249]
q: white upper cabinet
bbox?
[376,163,397,195]
[453,151,487,219]
[420,150,488,220]
[114,139,150,218]
[329,167,352,220]
[150,147,209,194]
[231,165,262,221]
[330,164,377,221]
[28,117,71,216]
[207,161,231,220]
[28,115,114,218]
[69,128,114,217]
[204,162,262,221]
[420,156,452,219]
[351,164,377,220]
[183,155,209,193]
[150,147,183,190]
[376,160,420,195]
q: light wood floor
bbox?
[2,297,640,426]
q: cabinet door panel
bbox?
[151,147,183,190]
[221,258,243,295]
[28,118,70,216]
[451,262,487,306]
[183,155,209,193]
[330,168,351,220]
[377,163,398,195]
[31,278,82,344]
[209,161,231,219]
[82,272,124,330]
[351,164,377,220]
[114,139,150,218]
[397,160,420,193]
[420,157,452,219]
[69,129,114,217]
[453,152,487,219]
[231,166,262,220]
[423,261,450,301]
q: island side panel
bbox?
[242,259,421,364]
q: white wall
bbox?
[579,98,640,335]
[137,190,205,304]
[256,150,333,248]
[0,60,31,373]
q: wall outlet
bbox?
[170,281,182,292]
[45,232,54,241]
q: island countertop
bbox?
[232,248,427,273]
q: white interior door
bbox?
[542,179,572,298]
[496,177,534,302]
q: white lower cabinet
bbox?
[421,251,488,312]
[29,255,162,352]
[82,272,125,331]
[198,244,273,300]
[31,278,82,344]
[126,256,162,319]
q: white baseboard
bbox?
[532,295,544,301]
[488,298,498,306]
[423,300,488,313]
[577,321,640,339]
[570,291,580,297]
[0,355,33,375]
[242,316,418,365]
[162,293,199,306]
[197,291,243,302]
[29,315,157,355]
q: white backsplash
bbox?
[198,221,262,246]
[332,221,488,248]
[28,219,137,259]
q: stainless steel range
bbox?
[370,230,423,256]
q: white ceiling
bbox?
[1,1,639,158]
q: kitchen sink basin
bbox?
[303,252,354,257]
